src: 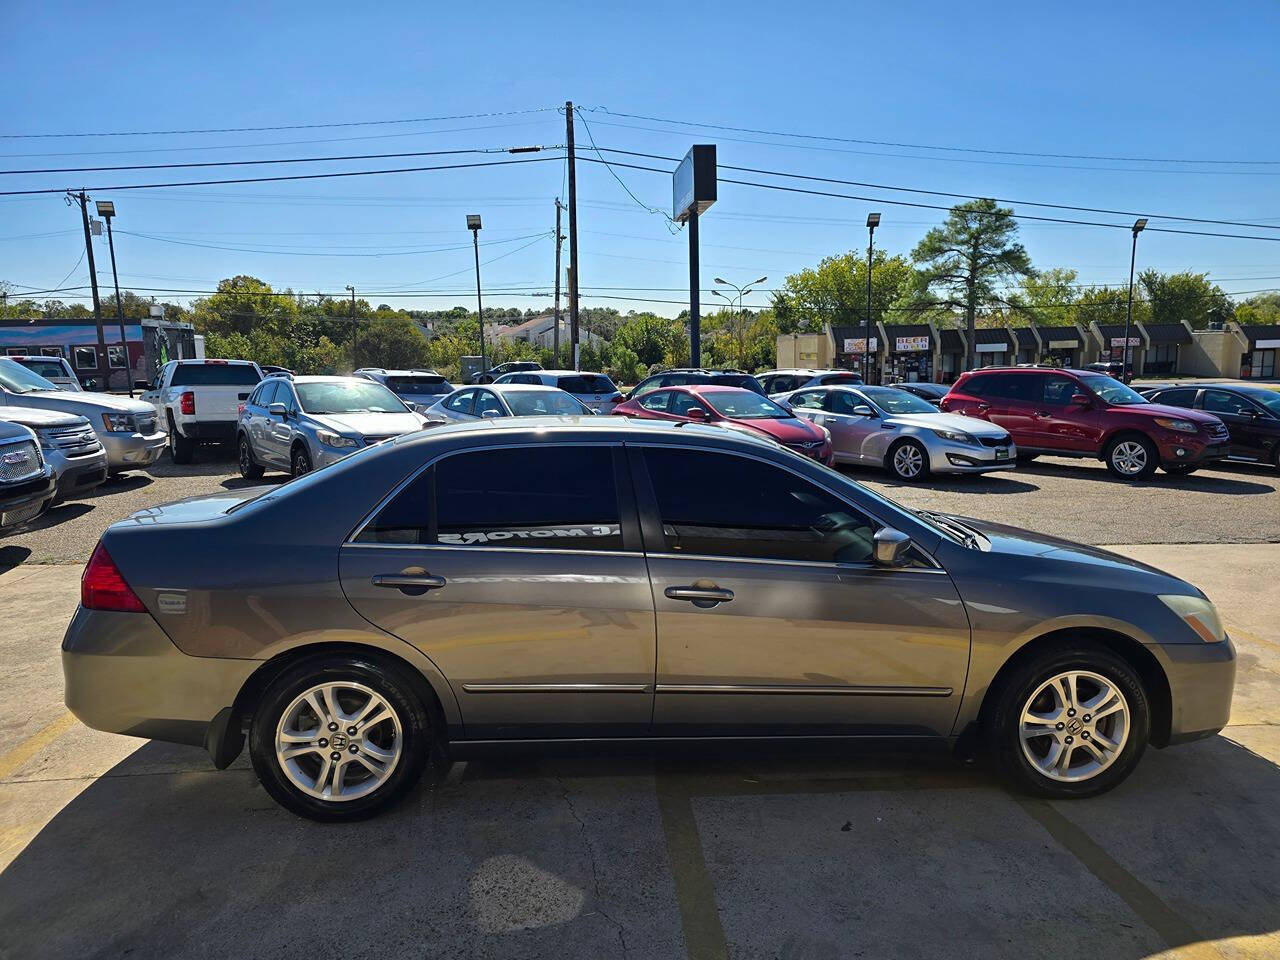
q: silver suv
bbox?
[237,375,426,478]
[0,407,107,501]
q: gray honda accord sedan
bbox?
[63,417,1235,820]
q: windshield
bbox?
[862,387,937,415]
[0,358,59,394]
[702,391,792,419]
[170,363,261,386]
[503,390,591,416]
[1080,375,1148,406]
[296,381,407,414]
[387,376,450,396]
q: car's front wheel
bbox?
[1104,434,1158,480]
[887,438,930,482]
[988,643,1149,799]
[249,656,432,821]
[291,444,312,478]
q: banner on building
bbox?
[1110,337,1141,348]
[895,336,929,352]
[842,337,877,353]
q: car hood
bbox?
[951,514,1183,581]
[305,411,425,435]
[0,407,86,428]
[1121,402,1222,425]
[883,411,1009,435]
[723,416,824,443]
[8,390,154,416]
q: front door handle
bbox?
[665,585,734,607]
[372,574,446,595]
[1035,410,1051,418]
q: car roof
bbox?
[682,384,763,396]
[961,366,1094,377]
[482,383,564,392]
[174,358,258,365]
[290,375,380,384]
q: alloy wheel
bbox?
[238,440,252,474]
[1110,441,1148,476]
[293,449,311,476]
[1019,670,1129,783]
[274,681,403,802]
[892,443,924,479]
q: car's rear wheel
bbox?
[988,643,1149,799]
[167,413,194,465]
[887,438,930,482]
[238,435,265,480]
[1104,434,1158,480]
[291,444,312,478]
[249,656,431,821]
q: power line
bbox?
[0,107,559,140]
[573,109,677,229]
[595,148,1280,232]
[114,228,552,258]
[575,156,1280,243]
[0,154,563,196]
[0,145,556,177]
[582,107,1280,167]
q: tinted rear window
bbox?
[14,359,69,379]
[170,363,261,386]
[558,375,617,394]
[387,376,450,395]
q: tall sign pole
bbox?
[672,145,717,367]
[553,198,564,368]
[565,101,581,370]
[72,191,109,389]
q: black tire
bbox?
[1103,433,1158,480]
[1016,453,1039,463]
[1272,445,1280,472]
[290,443,312,478]
[249,655,432,821]
[988,642,1150,799]
[167,413,194,465]
[886,438,930,482]
[238,434,265,480]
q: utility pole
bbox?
[345,285,358,370]
[71,191,109,389]
[554,198,564,368]
[565,101,581,370]
[98,204,134,396]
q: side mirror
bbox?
[872,527,913,567]
[684,407,708,420]
[852,404,875,417]
[1069,394,1092,407]
[268,402,287,417]
[403,401,419,413]
[480,408,502,419]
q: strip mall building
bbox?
[777,320,1280,384]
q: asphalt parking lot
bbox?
[1,448,1278,959]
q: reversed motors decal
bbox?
[438,524,621,545]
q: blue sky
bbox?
[4,0,1280,317]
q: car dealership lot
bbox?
[1,449,1279,958]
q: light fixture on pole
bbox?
[94,200,134,397]
[864,213,881,383]
[467,214,487,375]
[713,276,767,369]
[1122,218,1147,383]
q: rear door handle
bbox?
[665,585,734,606]
[1035,410,1051,418]
[372,574,446,594]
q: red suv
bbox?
[940,368,1230,479]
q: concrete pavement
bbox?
[0,546,1277,959]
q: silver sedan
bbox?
[777,385,1016,481]
[424,383,595,424]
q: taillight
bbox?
[180,391,195,415]
[939,398,952,411]
[82,542,146,613]
[237,401,246,416]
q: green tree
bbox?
[1236,292,1280,326]
[772,251,916,334]
[911,199,1034,368]
[1014,267,1080,327]
[612,313,684,368]
[1138,270,1234,330]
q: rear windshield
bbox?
[13,359,70,379]
[557,374,617,394]
[713,374,766,395]
[170,363,261,386]
[387,376,450,395]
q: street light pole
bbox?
[467,214,486,374]
[95,200,133,397]
[865,213,880,383]
[1122,218,1147,383]
[345,285,357,370]
[713,276,766,370]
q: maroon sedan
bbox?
[613,384,834,464]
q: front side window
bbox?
[1079,375,1148,406]
[642,447,877,564]
[444,390,475,414]
[473,390,505,417]
[788,390,826,410]
[1150,388,1197,408]
[1203,390,1255,417]
[637,391,671,412]
[358,447,623,549]
[669,392,706,418]
[1041,375,1086,406]
[825,390,868,415]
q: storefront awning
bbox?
[1036,324,1080,348]
[1241,325,1280,350]
[1141,323,1192,345]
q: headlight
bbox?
[102,413,133,432]
[1154,417,1198,434]
[1159,594,1225,643]
[932,428,976,445]
[316,430,359,449]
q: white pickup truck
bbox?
[142,359,263,464]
